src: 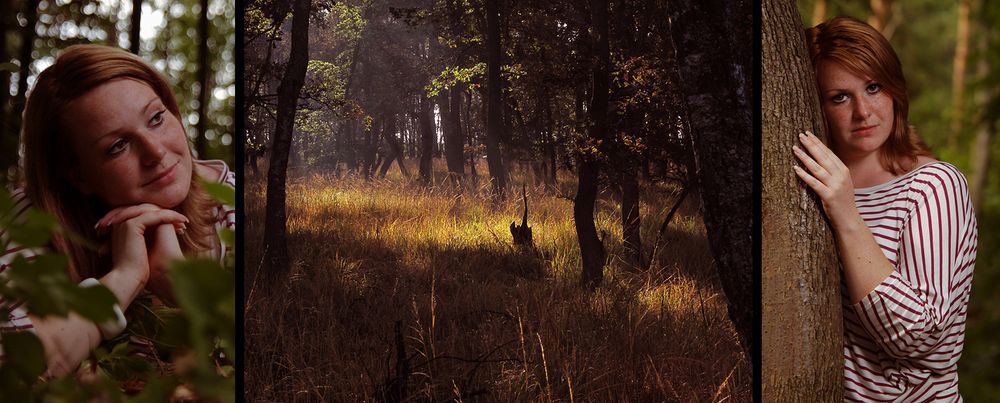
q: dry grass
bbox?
[244,162,750,402]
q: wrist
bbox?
[101,266,147,307]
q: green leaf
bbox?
[0,331,47,380]
[201,181,235,207]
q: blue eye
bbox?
[866,83,881,93]
[831,93,848,104]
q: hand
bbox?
[145,223,183,305]
[96,204,188,294]
[791,131,857,227]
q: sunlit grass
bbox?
[244,161,750,402]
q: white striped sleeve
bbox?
[851,165,976,369]
[1,189,44,360]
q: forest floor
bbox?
[243,161,751,402]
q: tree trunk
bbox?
[263,0,310,274]
[444,85,465,184]
[762,0,843,400]
[576,0,609,290]
[970,35,993,212]
[811,0,827,26]
[195,0,210,158]
[484,0,507,200]
[948,0,970,150]
[868,0,891,32]
[418,95,435,185]
[621,165,641,270]
[670,0,753,356]
[13,0,37,135]
[0,0,13,183]
[130,0,142,54]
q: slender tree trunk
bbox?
[13,0,37,133]
[621,165,641,270]
[949,0,970,150]
[811,0,827,26]
[444,85,465,184]
[670,0,753,355]
[130,0,142,54]
[418,95,435,185]
[0,0,13,182]
[484,0,507,200]
[868,0,891,32]
[762,0,843,400]
[576,0,609,290]
[970,36,993,212]
[195,0,210,158]
[263,0,310,274]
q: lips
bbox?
[143,162,178,187]
[852,124,878,136]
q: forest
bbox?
[796,0,1000,400]
[245,0,752,401]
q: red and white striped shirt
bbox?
[844,162,977,402]
[0,160,236,359]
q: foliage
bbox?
[0,184,235,401]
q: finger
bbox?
[793,165,828,194]
[792,145,832,183]
[803,131,845,173]
[119,210,190,234]
[96,204,162,230]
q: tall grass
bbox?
[244,163,750,402]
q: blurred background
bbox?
[798,0,1000,399]
[0,0,236,186]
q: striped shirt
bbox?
[0,160,236,360]
[844,162,977,402]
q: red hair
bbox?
[806,16,933,174]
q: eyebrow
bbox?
[94,96,162,142]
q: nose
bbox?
[137,130,167,167]
[853,97,871,121]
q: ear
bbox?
[68,169,94,195]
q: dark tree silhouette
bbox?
[669,0,753,355]
[263,0,310,274]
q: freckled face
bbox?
[64,79,192,208]
[816,60,894,161]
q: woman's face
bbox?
[64,78,192,208]
[816,60,894,162]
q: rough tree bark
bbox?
[263,0,310,274]
[670,0,753,356]
[484,0,507,199]
[576,0,609,290]
[762,0,843,400]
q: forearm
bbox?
[30,267,145,377]
[829,208,895,304]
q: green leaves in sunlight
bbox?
[202,180,236,207]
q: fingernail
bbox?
[805,131,814,137]
[798,132,806,138]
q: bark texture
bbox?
[575,0,609,290]
[484,0,507,199]
[670,0,753,355]
[263,0,310,274]
[762,0,843,400]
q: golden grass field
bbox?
[244,161,750,402]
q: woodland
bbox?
[796,0,1000,400]
[245,0,752,401]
